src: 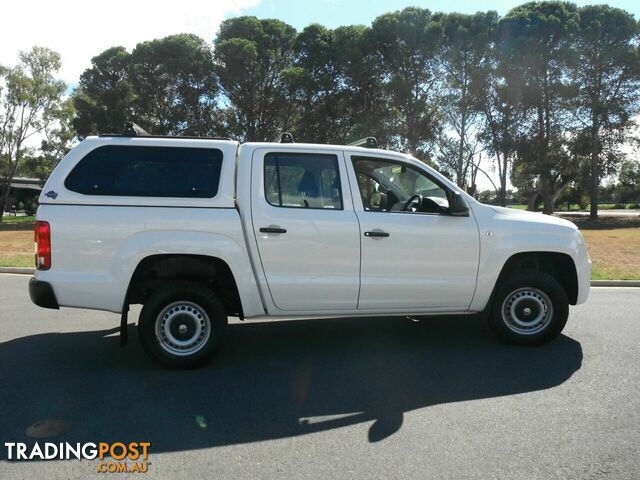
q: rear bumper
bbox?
[29,278,59,309]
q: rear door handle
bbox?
[364,231,390,238]
[260,227,287,234]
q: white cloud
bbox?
[0,0,261,85]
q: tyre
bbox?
[487,270,569,346]
[138,281,227,368]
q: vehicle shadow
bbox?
[0,315,582,455]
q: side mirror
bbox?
[449,191,469,217]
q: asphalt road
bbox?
[0,274,639,479]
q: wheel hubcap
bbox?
[501,287,553,335]
[155,301,211,356]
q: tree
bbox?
[74,35,220,137]
[570,5,640,219]
[0,47,67,220]
[511,135,579,210]
[499,1,579,214]
[615,159,640,204]
[214,17,297,141]
[371,7,443,158]
[333,25,390,144]
[72,46,133,137]
[129,34,219,135]
[434,11,498,188]
[284,24,343,143]
[283,24,391,145]
[474,24,526,207]
[19,98,75,182]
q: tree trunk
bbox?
[0,183,10,222]
[541,177,554,215]
[498,153,508,207]
[407,133,419,159]
[0,154,22,222]
[457,115,466,189]
[497,184,506,207]
[589,115,600,220]
[589,187,598,220]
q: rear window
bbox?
[264,152,343,209]
[65,145,223,198]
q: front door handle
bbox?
[364,231,390,238]
[260,227,287,234]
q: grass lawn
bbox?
[0,254,33,268]
[1,223,639,280]
[0,230,33,268]
[508,204,639,212]
[581,227,640,280]
[1,215,36,224]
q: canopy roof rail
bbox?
[123,121,150,137]
[98,121,233,141]
[99,134,234,141]
[348,137,378,148]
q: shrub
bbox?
[25,201,38,216]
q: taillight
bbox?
[34,221,51,270]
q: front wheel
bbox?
[488,271,569,346]
[138,281,227,368]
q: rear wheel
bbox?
[488,271,569,346]
[138,281,227,368]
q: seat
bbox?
[297,171,321,208]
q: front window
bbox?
[352,156,449,214]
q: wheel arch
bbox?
[125,254,244,318]
[492,251,579,306]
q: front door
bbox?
[347,153,480,311]
[251,149,361,311]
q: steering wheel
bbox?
[402,194,423,212]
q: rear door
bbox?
[250,148,361,311]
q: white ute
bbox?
[29,130,591,368]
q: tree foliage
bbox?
[285,24,350,143]
[214,17,297,141]
[73,35,218,137]
[129,34,219,135]
[371,8,443,157]
[72,46,133,137]
[615,158,640,204]
[0,47,68,219]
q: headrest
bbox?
[297,171,319,196]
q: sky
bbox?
[241,0,640,31]
[0,0,261,84]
